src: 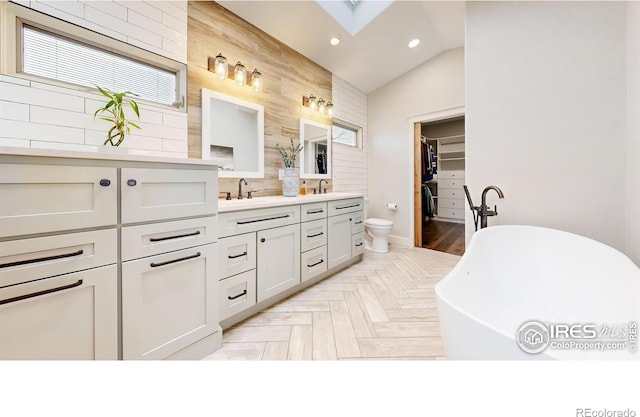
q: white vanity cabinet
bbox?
[300,202,328,282]
[0,148,220,360]
[217,195,363,327]
[327,198,365,269]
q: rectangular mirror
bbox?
[201,88,264,178]
[299,118,331,179]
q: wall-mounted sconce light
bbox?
[208,53,263,91]
[302,93,333,118]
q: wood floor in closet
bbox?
[421,219,465,256]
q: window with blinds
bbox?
[22,25,178,107]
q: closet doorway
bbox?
[414,115,465,256]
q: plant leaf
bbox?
[129,121,141,129]
[129,100,140,118]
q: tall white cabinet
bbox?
[0,148,220,360]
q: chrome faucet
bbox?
[479,186,505,228]
[318,179,328,194]
[237,178,247,199]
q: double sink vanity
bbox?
[0,146,364,360]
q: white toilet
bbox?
[364,218,393,253]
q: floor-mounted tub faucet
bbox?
[463,185,505,230]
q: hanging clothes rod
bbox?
[421,133,465,141]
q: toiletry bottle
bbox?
[300,180,307,195]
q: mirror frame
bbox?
[299,118,331,180]
[201,88,264,178]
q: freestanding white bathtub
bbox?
[435,225,640,360]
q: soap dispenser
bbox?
[300,180,307,195]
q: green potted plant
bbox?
[276,138,303,196]
[94,86,141,146]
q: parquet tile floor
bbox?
[203,245,461,360]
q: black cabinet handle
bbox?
[149,231,201,242]
[307,259,324,268]
[0,249,84,269]
[228,251,248,259]
[355,221,363,225]
[127,179,137,186]
[0,279,83,306]
[99,179,111,187]
[237,214,290,225]
[336,204,360,210]
[307,209,324,214]
[355,243,364,247]
[260,238,266,243]
[228,290,248,300]
[150,252,201,268]
[306,232,324,238]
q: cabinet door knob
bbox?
[261,238,266,243]
[99,179,111,187]
[127,179,137,186]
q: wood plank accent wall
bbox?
[187,1,333,197]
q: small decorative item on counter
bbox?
[94,86,141,146]
[300,180,307,195]
[276,138,303,197]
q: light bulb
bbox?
[318,98,326,114]
[326,102,334,118]
[308,94,317,111]
[234,61,246,86]
[214,53,228,79]
[251,69,262,91]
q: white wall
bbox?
[626,1,640,266]
[0,0,188,157]
[466,2,628,253]
[368,48,465,246]
[331,75,368,195]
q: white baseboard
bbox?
[388,235,412,248]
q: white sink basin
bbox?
[217,192,364,212]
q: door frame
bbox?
[409,105,465,247]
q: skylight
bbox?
[316,0,393,36]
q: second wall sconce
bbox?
[209,53,262,92]
[302,93,333,118]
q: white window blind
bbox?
[333,123,358,147]
[22,25,177,106]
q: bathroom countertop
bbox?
[218,192,364,213]
[0,146,218,167]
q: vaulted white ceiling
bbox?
[218,1,465,94]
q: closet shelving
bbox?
[424,133,465,223]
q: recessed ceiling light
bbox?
[408,38,420,48]
[330,36,342,46]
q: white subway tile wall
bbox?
[331,75,368,195]
[0,1,188,157]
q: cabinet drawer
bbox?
[438,198,464,210]
[437,170,465,180]
[0,164,117,238]
[301,245,327,282]
[438,178,464,189]
[122,216,217,262]
[301,219,327,252]
[0,264,117,360]
[438,207,465,220]
[121,168,217,224]
[438,188,464,199]
[0,229,117,289]
[218,232,256,279]
[220,269,256,320]
[219,205,300,238]
[328,198,364,216]
[122,243,218,360]
[351,211,364,235]
[352,232,365,257]
[301,202,327,222]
